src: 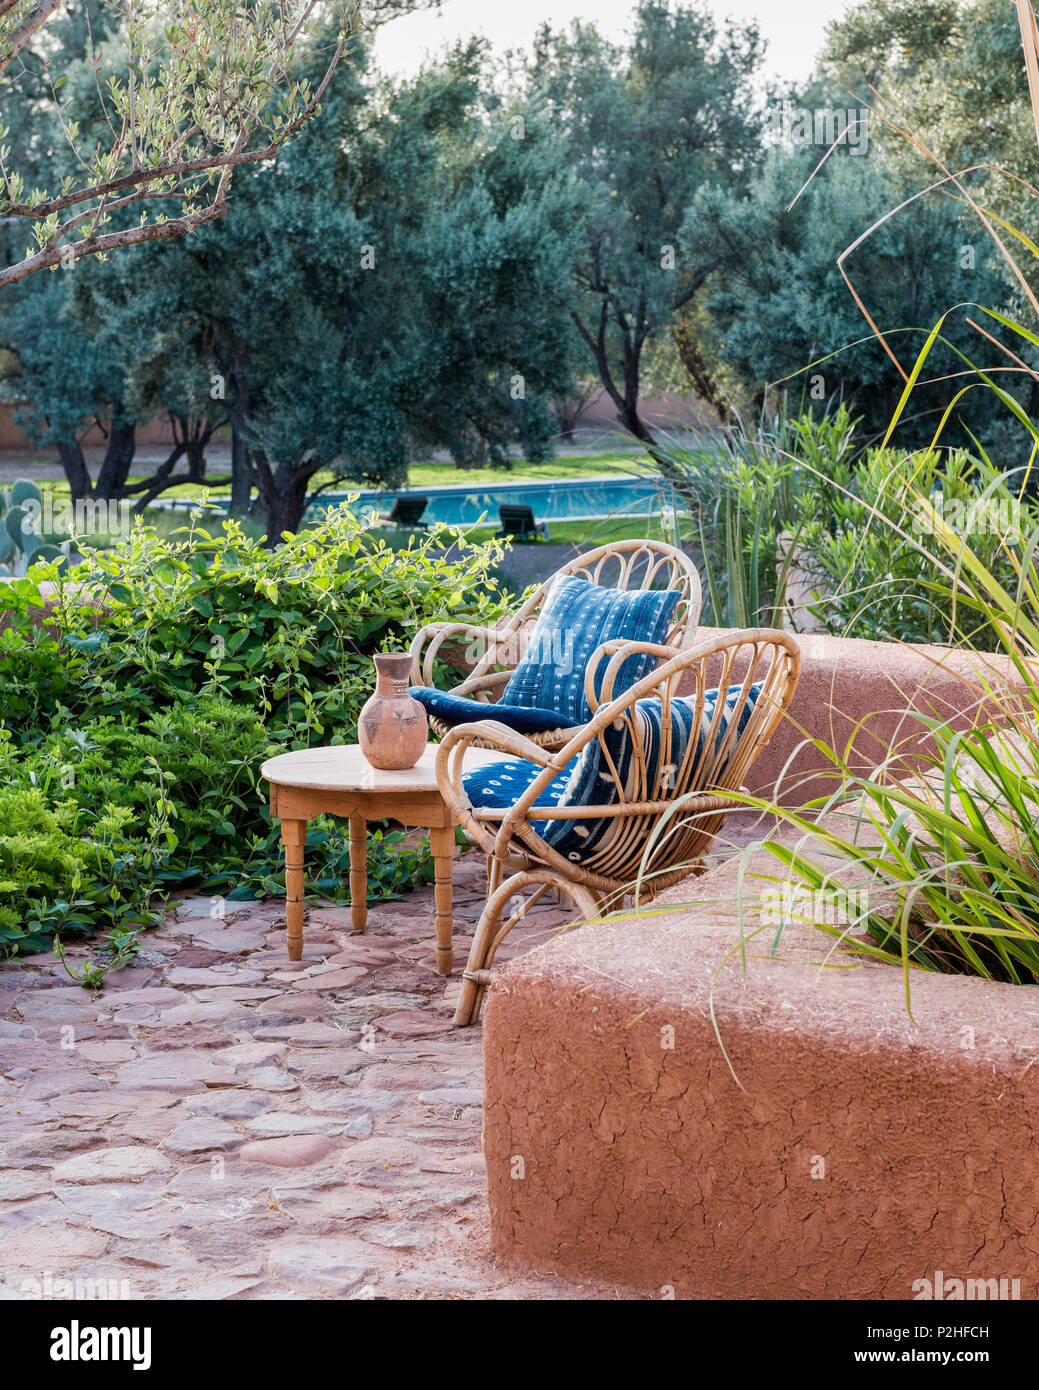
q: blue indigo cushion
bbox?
[462,683,762,865]
[410,687,582,736]
[500,575,680,726]
[461,754,580,838]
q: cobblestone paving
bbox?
[0,821,766,1301]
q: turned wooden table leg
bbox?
[429,825,456,976]
[282,818,307,961]
[349,813,367,934]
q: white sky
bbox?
[372,1,856,85]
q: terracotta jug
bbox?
[358,652,428,770]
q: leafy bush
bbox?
[659,405,1033,647]
[656,406,856,627]
[739,33,1039,993]
[676,433,1039,983]
[0,506,508,955]
[801,449,1030,647]
[659,413,1039,993]
[0,723,175,955]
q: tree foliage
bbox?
[689,145,1019,447]
[2,34,581,532]
[525,0,764,441]
[0,0,1034,511]
[0,0,378,285]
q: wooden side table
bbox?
[261,744,502,976]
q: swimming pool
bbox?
[312,475,676,527]
[151,474,679,528]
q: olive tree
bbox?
[0,0,429,287]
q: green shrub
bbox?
[658,405,1034,646]
[801,449,1030,647]
[0,725,172,955]
[748,501,1039,992]
[732,177,1039,993]
[656,406,856,627]
[0,505,508,955]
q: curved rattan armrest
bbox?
[504,627,801,830]
[583,638,682,716]
[434,718,562,814]
[409,621,519,687]
[437,719,559,768]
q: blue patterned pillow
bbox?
[462,683,762,865]
[411,686,583,736]
[500,575,680,725]
[460,754,579,840]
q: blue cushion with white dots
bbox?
[499,574,680,726]
[461,754,580,838]
[462,682,762,864]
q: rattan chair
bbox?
[436,628,801,1024]
[409,539,703,751]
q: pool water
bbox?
[313,476,676,527]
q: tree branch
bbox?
[570,303,625,416]
[2,29,349,221]
[129,473,233,511]
[671,259,721,313]
[0,200,230,288]
[0,3,358,287]
[0,0,63,76]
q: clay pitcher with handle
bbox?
[358,652,428,770]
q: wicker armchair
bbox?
[409,539,703,751]
[436,628,801,1025]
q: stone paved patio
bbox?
[0,821,765,1300]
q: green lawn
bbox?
[18,449,678,551]
[406,452,654,488]
[460,514,696,548]
[70,449,657,504]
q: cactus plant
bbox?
[0,479,80,578]
[9,478,42,509]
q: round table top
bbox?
[260,742,504,793]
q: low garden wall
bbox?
[482,854,1039,1298]
[481,629,1039,1299]
[686,626,1027,805]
